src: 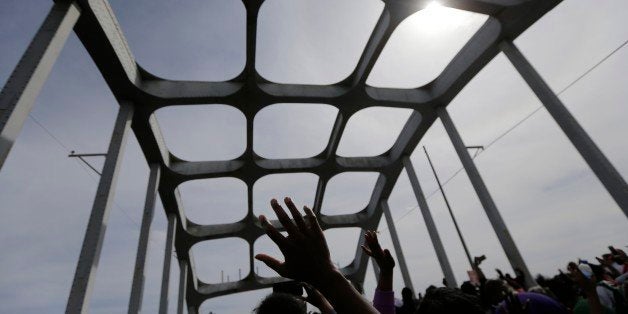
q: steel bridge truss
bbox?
[1,0,627,313]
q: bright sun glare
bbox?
[409,0,476,35]
[425,1,444,10]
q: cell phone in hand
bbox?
[273,281,303,296]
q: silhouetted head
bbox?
[484,279,507,306]
[402,287,414,302]
[415,287,483,314]
[590,263,606,282]
[545,274,578,309]
[425,285,437,295]
[255,293,306,314]
[460,281,478,296]
[536,275,548,287]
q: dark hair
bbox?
[541,274,578,309]
[416,287,483,314]
[402,287,414,302]
[399,287,418,313]
[425,285,437,295]
[460,281,478,296]
[483,279,507,306]
[590,264,606,280]
[255,293,306,314]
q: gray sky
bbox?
[1,0,627,313]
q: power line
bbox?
[30,113,102,181]
[29,113,141,225]
[380,37,628,233]
[27,113,176,257]
[29,113,71,151]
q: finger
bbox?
[260,215,289,248]
[302,283,325,308]
[255,254,285,275]
[300,295,318,308]
[363,232,374,251]
[366,230,376,242]
[369,232,384,256]
[363,232,372,249]
[384,249,396,266]
[361,245,373,256]
[303,282,313,294]
[371,231,383,250]
[284,197,307,233]
[303,206,323,237]
[270,199,299,236]
[302,282,316,299]
[365,234,383,259]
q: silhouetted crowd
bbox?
[250,198,627,314]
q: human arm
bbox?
[495,266,523,291]
[514,268,526,288]
[496,268,505,280]
[596,256,621,278]
[361,230,396,314]
[569,262,604,314]
[255,198,378,314]
[471,255,486,283]
[361,230,395,291]
[615,248,628,267]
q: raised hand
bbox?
[255,197,335,284]
[568,262,596,292]
[255,197,379,314]
[568,262,604,314]
[474,255,486,266]
[596,256,612,267]
[496,268,505,279]
[361,230,395,275]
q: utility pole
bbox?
[466,146,484,158]
[423,146,473,268]
[68,151,107,175]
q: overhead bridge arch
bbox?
[1,0,626,313]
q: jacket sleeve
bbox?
[373,289,395,314]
